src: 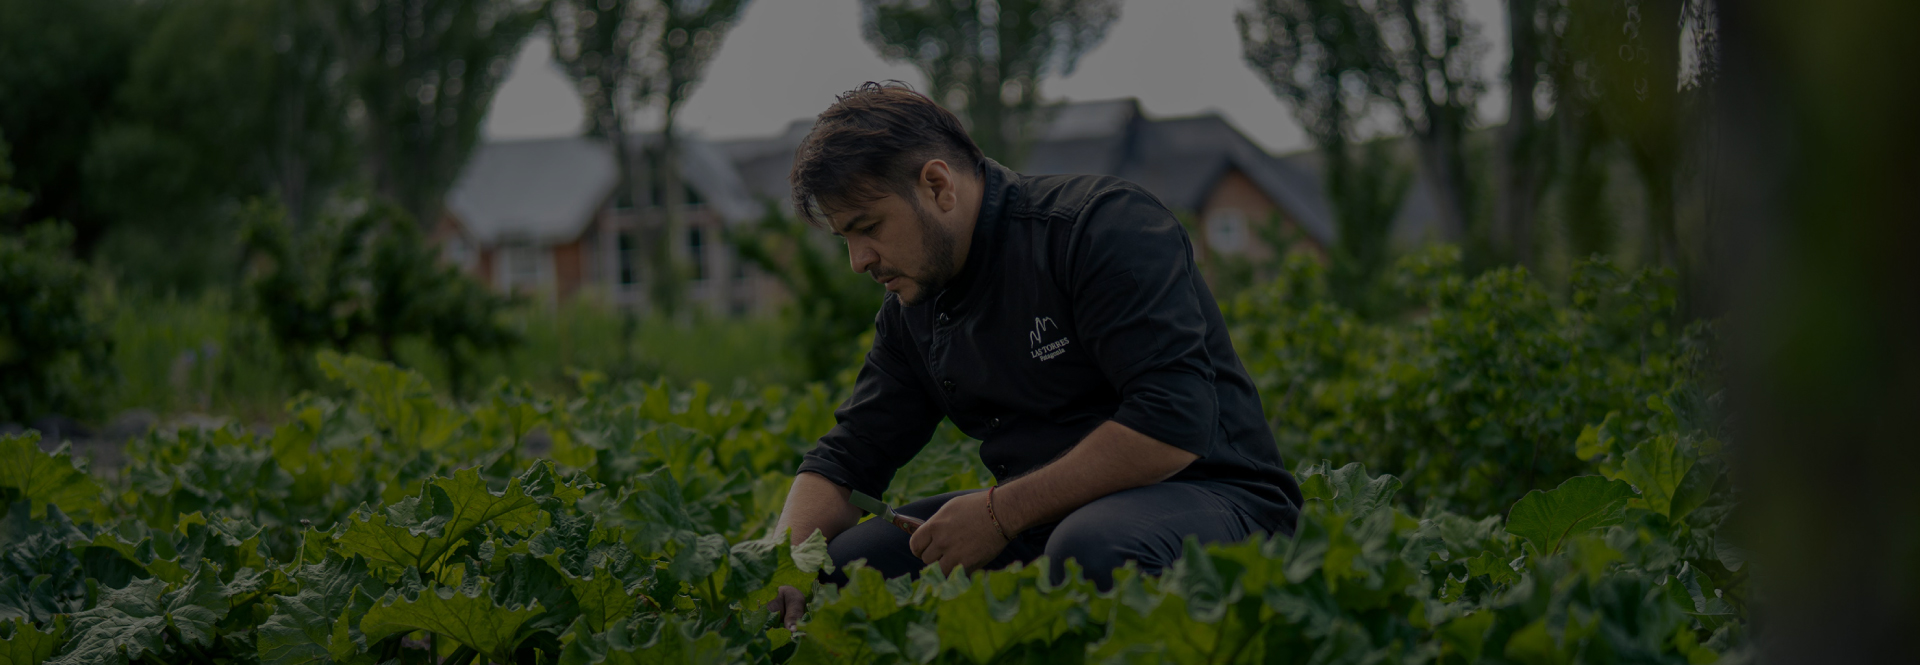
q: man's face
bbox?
[829,187,962,306]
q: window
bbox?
[1205,209,1250,254]
[617,232,637,286]
[441,235,475,270]
[688,227,707,280]
[496,244,550,295]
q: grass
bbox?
[101,290,805,423]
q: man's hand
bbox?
[908,491,1010,574]
[764,585,806,631]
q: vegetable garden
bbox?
[0,250,1748,664]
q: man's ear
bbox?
[921,159,958,213]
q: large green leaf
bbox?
[48,573,230,665]
[317,350,463,449]
[0,434,102,520]
[1617,434,1694,518]
[256,553,384,665]
[935,564,1082,664]
[359,576,543,663]
[723,529,830,613]
[0,617,65,665]
[1298,461,1402,516]
[558,617,735,665]
[334,464,574,571]
[1505,476,1638,556]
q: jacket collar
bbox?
[934,158,1014,308]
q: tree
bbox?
[83,0,354,292]
[1545,0,1720,277]
[1238,0,1414,308]
[646,0,750,317]
[328,0,546,230]
[0,133,113,423]
[1370,0,1486,245]
[731,203,883,383]
[1240,0,1483,252]
[551,0,750,316]
[0,0,136,253]
[861,0,1121,165]
[548,0,657,271]
[239,198,519,395]
[1494,0,1547,266]
[1715,0,1920,656]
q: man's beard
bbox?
[894,198,959,306]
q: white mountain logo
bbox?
[1028,317,1070,361]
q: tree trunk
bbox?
[1496,0,1541,266]
[1413,127,1470,242]
[1718,0,1920,660]
[653,102,686,317]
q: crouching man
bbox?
[766,82,1303,628]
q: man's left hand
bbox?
[909,491,1010,574]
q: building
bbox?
[436,133,781,316]
[1021,99,1337,261]
[438,98,1341,311]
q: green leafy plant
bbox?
[0,249,1745,663]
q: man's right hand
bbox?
[765,585,806,630]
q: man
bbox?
[765,82,1303,628]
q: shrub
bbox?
[1228,246,1689,514]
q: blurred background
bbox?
[0,0,1913,657]
[0,0,1728,420]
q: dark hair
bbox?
[789,81,985,227]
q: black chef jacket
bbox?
[796,159,1304,533]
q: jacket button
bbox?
[942,380,956,392]
[989,417,1000,428]
[937,312,950,324]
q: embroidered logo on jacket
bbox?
[1028,317,1070,361]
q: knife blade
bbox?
[848,490,925,535]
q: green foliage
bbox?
[0,214,114,422]
[0,251,1744,662]
[0,434,103,521]
[1226,247,1687,514]
[862,0,1121,163]
[329,0,545,228]
[0,0,135,249]
[239,198,519,393]
[3,135,113,423]
[731,203,886,382]
[83,0,352,293]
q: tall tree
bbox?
[0,0,136,252]
[549,0,657,302]
[861,0,1121,164]
[329,0,545,228]
[1494,0,1547,266]
[1239,0,1414,306]
[1546,0,1718,274]
[84,0,353,291]
[1716,0,1920,657]
[1370,0,1486,244]
[648,0,750,316]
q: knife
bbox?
[847,490,925,535]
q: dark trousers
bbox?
[822,482,1264,590]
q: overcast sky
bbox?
[483,0,1507,155]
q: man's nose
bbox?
[847,239,878,274]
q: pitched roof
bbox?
[447,132,764,245]
[1020,99,1337,248]
[446,136,619,245]
[1275,144,1450,249]
[715,118,814,204]
[627,132,764,225]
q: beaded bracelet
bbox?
[986,486,1013,542]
